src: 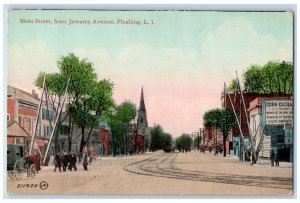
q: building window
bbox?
[7,114,10,121]
[59,125,69,135]
[42,108,54,121]
[44,125,47,137]
[47,126,53,136]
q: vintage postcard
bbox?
[6,9,294,196]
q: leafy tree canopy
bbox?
[243,60,293,94]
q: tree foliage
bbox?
[150,125,165,151]
[243,61,293,94]
[35,53,114,154]
[105,101,137,156]
[203,108,237,157]
[175,134,192,152]
[227,79,239,92]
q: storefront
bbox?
[261,99,293,162]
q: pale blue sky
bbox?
[9,11,292,56]
[8,10,293,136]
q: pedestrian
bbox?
[62,152,69,172]
[68,151,77,171]
[274,148,280,167]
[88,149,92,165]
[82,147,88,171]
[54,152,62,172]
[270,148,275,167]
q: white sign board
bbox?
[265,100,293,125]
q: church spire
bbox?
[138,86,148,127]
[139,86,146,112]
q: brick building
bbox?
[100,127,110,156]
[7,86,40,153]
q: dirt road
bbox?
[6,150,293,196]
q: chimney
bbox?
[32,89,38,99]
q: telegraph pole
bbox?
[29,76,46,155]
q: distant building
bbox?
[126,87,152,153]
[136,87,152,151]
[99,120,111,156]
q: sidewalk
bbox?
[206,151,293,168]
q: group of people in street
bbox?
[54,151,77,172]
[54,146,95,172]
[270,148,280,167]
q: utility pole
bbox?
[29,76,46,155]
[43,77,70,164]
[236,71,257,163]
[225,83,248,161]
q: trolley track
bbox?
[123,152,292,190]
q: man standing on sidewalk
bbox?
[270,148,275,167]
[54,152,62,172]
[274,148,280,167]
[82,146,88,171]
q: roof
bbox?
[7,85,39,105]
[7,120,31,137]
[7,85,55,109]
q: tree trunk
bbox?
[112,132,116,157]
[79,127,85,154]
[223,133,227,157]
[68,140,72,153]
[54,129,60,153]
[67,115,72,153]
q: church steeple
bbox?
[138,86,148,128]
[139,86,146,112]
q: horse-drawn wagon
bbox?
[7,144,40,180]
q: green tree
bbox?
[227,79,239,92]
[203,108,237,157]
[150,125,165,151]
[176,134,192,151]
[243,61,293,94]
[35,53,114,154]
[105,100,137,156]
[243,65,266,93]
[117,101,137,155]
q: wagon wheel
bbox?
[29,164,36,178]
[14,160,24,181]
[7,171,15,180]
[15,171,22,181]
[14,160,24,172]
